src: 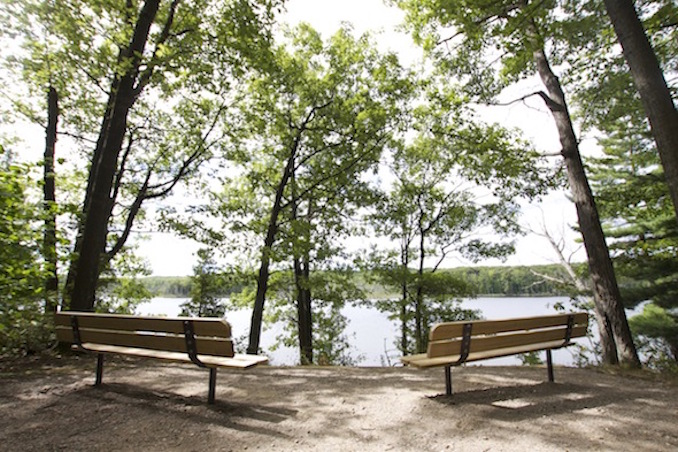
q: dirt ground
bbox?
[1,354,677,451]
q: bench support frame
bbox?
[444,322,473,395]
[440,314,578,395]
[96,354,104,386]
[68,314,223,404]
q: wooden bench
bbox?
[401,312,589,395]
[55,311,267,404]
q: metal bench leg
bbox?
[208,368,217,404]
[546,349,554,382]
[95,354,104,386]
[445,366,453,395]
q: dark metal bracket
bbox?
[71,315,104,385]
[445,322,473,395]
[183,319,218,404]
[183,320,207,368]
[563,314,575,345]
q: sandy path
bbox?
[0,355,676,451]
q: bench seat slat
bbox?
[77,344,268,369]
[429,312,588,341]
[403,339,571,368]
[55,326,235,357]
[55,312,231,337]
[427,325,587,358]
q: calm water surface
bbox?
[138,296,640,367]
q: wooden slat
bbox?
[77,344,267,369]
[56,326,234,357]
[402,339,570,368]
[400,353,428,366]
[55,312,231,337]
[429,312,588,341]
[427,325,587,358]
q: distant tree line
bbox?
[140,264,582,299]
[443,265,587,297]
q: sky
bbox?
[134,0,589,276]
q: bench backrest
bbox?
[427,312,589,358]
[55,312,235,357]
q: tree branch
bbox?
[132,0,181,99]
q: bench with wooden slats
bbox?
[55,311,268,404]
[401,312,589,395]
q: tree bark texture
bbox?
[247,148,298,354]
[43,86,59,314]
[531,43,640,367]
[400,234,410,354]
[415,227,426,354]
[68,0,161,311]
[542,224,619,363]
[295,254,313,365]
[291,176,313,365]
[602,0,678,223]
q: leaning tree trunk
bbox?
[68,0,162,312]
[530,40,640,367]
[247,146,299,355]
[540,223,619,363]
[602,0,678,224]
[43,86,59,314]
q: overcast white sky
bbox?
[132,0,589,275]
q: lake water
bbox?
[137,296,642,367]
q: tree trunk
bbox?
[539,223,619,363]
[62,84,119,305]
[414,227,426,353]
[295,254,313,365]
[593,306,619,365]
[43,86,58,314]
[68,0,162,312]
[399,234,409,354]
[247,148,298,354]
[292,177,313,365]
[531,42,640,367]
[602,0,678,223]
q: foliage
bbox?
[446,265,589,297]
[574,0,678,366]
[0,147,52,356]
[518,351,543,366]
[95,252,153,314]
[629,303,678,367]
[168,23,416,360]
[141,276,192,297]
[364,77,551,353]
[180,249,227,317]
[1,0,288,312]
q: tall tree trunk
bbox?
[530,40,640,367]
[414,226,426,353]
[247,148,298,354]
[68,0,162,312]
[295,253,313,365]
[399,233,410,354]
[62,81,119,305]
[602,0,678,223]
[537,223,619,363]
[292,176,313,364]
[43,86,58,314]
[246,104,321,355]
